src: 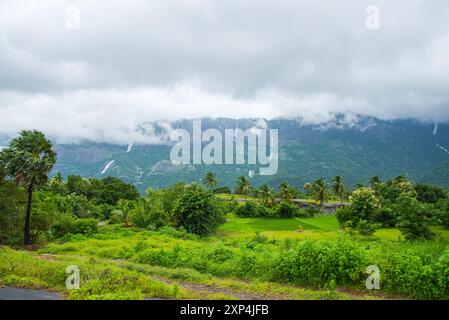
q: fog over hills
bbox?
[39,116,448,192]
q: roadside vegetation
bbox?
[1,131,449,300]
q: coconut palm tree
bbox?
[236,176,250,199]
[203,171,217,190]
[0,130,56,244]
[259,184,274,207]
[311,178,329,207]
[332,175,346,204]
[279,181,293,202]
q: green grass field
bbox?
[2,214,449,300]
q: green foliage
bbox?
[52,217,98,238]
[275,236,366,288]
[279,181,293,202]
[67,175,140,206]
[375,207,396,228]
[0,130,57,244]
[350,187,380,222]
[0,246,182,300]
[276,201,300,218]
[203,172,217,190]
[395,194,435,241]
[415,184,446,204]
[258,184,275,207]
[0,181,26,244]
[336,188,382,234]
[0,130,57,187]
[310,178,329,206]
[111,199,134,227]
[235,202,276,218]
[159,182,185,214]
[441,200,449,229]
[132,191,169,229]
[236,176,250,197]
[357,220,377,236]
[235,202,259,218]
[173,183,225,236]
[332,176,346,203]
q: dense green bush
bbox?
[52,216,98,237]
[276,201,299,218]
[275,236,366,288]
[335,206,354,227]
[375,207,396,228]
[415,184,446,204]
[357,220,378,236]
[376,248,449,299]
[235,202,259,218]
[395,194,435,241]
[173,183,225,236]
[0,181,25,244]
[442,200,449,229]
[235,202,278,218]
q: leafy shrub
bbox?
[302,205,321,217]
[256,204,276,218]
[336,206,354,226]
[442,200,449,229]
[276,201,299,218]
[375,207,396,228]
[275,236,366,288]
[415,184,446,204]
[357,220,377,236]
[377,248,449,299]
[173,183,225,236]
[395,194,435,241]
[349,187,380,223]
[235,202,259,217]
[52,216,98,237]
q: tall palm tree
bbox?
[203,171,217,190]
[311,178,329,207]
[236,176,250,199]
[259,184,274,207]
[332,175,346,204]
[0,130,56,245]
[279,181,293,202]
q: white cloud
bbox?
[0,0,449,143]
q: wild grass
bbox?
[3,215,449,300]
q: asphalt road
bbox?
[0,287,62,300]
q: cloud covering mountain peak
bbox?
[1,0,448,143]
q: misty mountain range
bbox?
[0,115,439,193]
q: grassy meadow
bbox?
[3,213,449,300]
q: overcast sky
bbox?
[1,0,448,143]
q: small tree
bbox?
[350,187,380,223]
[336,187,381,234]
[332,175,346,204]
[0,130,56,245]
[202,171,217,190]
[111,199,134,227]
[173,183,225,236]
[395,194,435,241]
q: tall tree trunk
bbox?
[24,182,33,245]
